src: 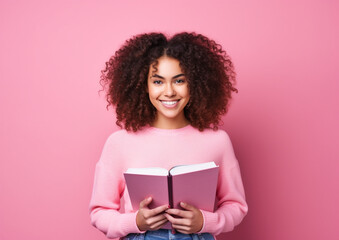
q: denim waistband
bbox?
[121,229,214,240]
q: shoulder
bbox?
[198,128,232,144]
[103,129,129,146]
[104,128,147,145]
[186,127,234,152]
[107,129,128,139]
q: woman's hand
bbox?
[165,202,203,234]
[136,197,169,231]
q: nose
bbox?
[164,83,176,97]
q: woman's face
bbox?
[147,56,190,128]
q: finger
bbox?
[147,213,167,224]
[164,213,190,226]
[150,218,169,230]
[142,205,169,219]
[164,213,175,223]
[143,207,165,219]
[140,212,165,228]
[172,224,191,233]
[179,202,196,211]
[175,228,191,234]
[143,205,169,220]
[150,204,170,216]
[139,197,152,209]
[165,208,192,218]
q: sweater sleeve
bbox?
[88,133,145,239]
[198,131,248,235]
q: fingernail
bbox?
[171,229,176,234]
[168,205,171,208]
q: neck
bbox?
[151,114,190,129]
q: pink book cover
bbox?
[171,167,219,211]
[124,173,172,229]
[124,174,169,210]
[123,163,219,229]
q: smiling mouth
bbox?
[160,100,180,105]
[159,100,180,108]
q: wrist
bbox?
[136,210,145,231]
[196,209,204,233]
[196,209,206,233]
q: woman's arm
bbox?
[89,132,171,238]
[89,133,144,239]
[89,162,143,238]
[165,131,248,235]
[199,131,248,235]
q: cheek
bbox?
[178,86,190,98]
[148,86,160,99]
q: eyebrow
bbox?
[151,73,185,79]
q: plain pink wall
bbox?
[1,0,338,239]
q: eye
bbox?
[153,80,162,85]
[175,79,185,84]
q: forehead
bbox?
[149,56,183,75]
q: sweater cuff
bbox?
[107,211,146,237]
[198,209,221,234]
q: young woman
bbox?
[89,32,248,240]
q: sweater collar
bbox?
[144,124,194,135]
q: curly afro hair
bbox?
[100,32,238,132]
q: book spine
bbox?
[167,174,173,208]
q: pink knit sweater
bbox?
[89,125,248,239]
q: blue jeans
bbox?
[121,229,214,240]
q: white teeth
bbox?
[161,100,178,105]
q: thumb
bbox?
[180,202,196,211]
[139,196,152,209]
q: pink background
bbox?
[1,0,338,239]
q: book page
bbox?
[169,161,217,176]
[171,166,219,211]
[125,167,169,176]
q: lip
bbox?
[159,99,180,108]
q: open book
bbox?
[124,161,219,215]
